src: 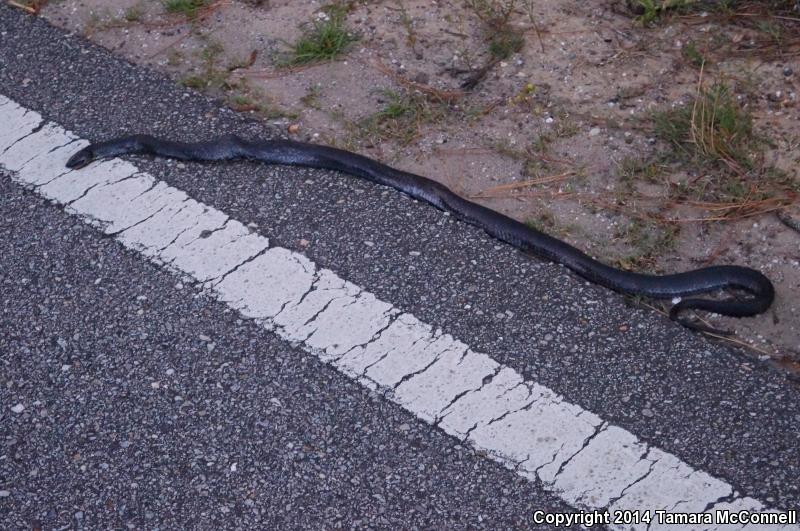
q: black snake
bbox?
[65,135,775,332]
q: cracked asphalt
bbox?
[1,4,799,528]
[0,178,580,529]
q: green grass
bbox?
[629,0,800,37]
[648,80,797,210]
[490,111,578,179]
[618,157,665,185]
[124,5,144,22]
[397,2,421,57]
[525,211,557,232]
[180,41,227,90]
[756,19,784,47]
[355,89,446,146]
[525,211,581,240]
[181,75,207,89]
[614,220,680,271]
[489,30,524,59]
[681,41,707,68]
[632,0,661,25]
[200,41,224,63]
[629,0,700,25]
[163,0,209,18]
[653,83,756,173]
[652,82,763,203]
[281,10,358,67]
[466,0,526,59]
[226,81,298,120]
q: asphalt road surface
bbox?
[1,5,798,530]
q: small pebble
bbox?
[10,403,24,414]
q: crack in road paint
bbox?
[152,199,200,252]
[603,447,659,511]
[331,309,401,364]
[550,421,607,484]
[433,363,504,428]
[359,330,428,381]
[110,203,171,237]
[209,245,272,287]
[392,343,466,392]
[0,116,44,155]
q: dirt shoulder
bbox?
[21,0,800,365]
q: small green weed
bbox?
[163,0,209,19]
[630,0,692,25]
[357,90,446,146]
[489,30,524,59]
[466,0,525,59]
[397,2,422,58]
[619,157,665,184]
[300,84,323,109]
[281,9,358,67]
[181,41,227,90]
[633,0,660,25]
[525,211,557,232]
[614,220,680,271]
[124,5,144,22]
[681,41,707,68]
[181,75,208,89]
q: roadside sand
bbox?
[29,0,800,364]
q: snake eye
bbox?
[66,148,94,169]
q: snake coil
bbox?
[66,134,775,332]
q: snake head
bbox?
[66,146,95,169]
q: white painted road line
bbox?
[1,94,796,530]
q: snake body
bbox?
[65,134,775,329]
